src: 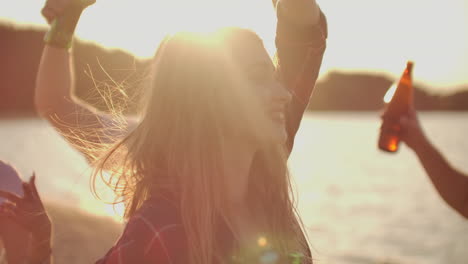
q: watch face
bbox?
[0,161,23,205]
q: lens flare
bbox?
[258,236,268,247]
[104,202,126,218]
[260,250,279,264]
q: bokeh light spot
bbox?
[258,236,268,247]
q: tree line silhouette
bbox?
[1,22,467,116]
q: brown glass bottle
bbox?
[378,61,414,153]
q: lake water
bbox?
[0,113,467,264]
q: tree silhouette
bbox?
[1,23,467,115]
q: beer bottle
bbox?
[378,61,414,153]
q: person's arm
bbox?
[0,215,31,263]
[36,0,136,162]
[400,109,468,219]
[0,174,180,264]
[274,0,327,153]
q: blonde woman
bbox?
[0,0,327,263]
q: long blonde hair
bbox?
[92,28,310,264]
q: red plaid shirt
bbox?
[95,196,188,263]
[96,10,327,264]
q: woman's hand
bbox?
[399,107,428,152]
[42,0,96,24]
[275,0,321,25]
[0,174,52,263]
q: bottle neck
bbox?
[405,62,414,76]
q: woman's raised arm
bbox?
[35,0,136,161]
[274,0,327,153]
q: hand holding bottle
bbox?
[378,61,414,153]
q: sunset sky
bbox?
[1,0,468,93]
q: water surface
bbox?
[1,113,467,264]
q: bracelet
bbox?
[44,20,75,50]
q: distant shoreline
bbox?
[1,110,467,119]
[2,22,468,114]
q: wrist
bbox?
[32,225,52,241]
[32,222,52,246]
[411,132,432,155]
[29,237,52,264]
[44,2,85,50]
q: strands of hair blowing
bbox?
[87,28,311,264]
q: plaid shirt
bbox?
[96,10,327,264]
[95,196,187,264]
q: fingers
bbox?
[399,116,409,136]
[408,106,418,119]
[0,201,16,215]
[30,173,41,198]
[0,190,22,204]
[41,6,56,24]
[0,202,21,224]
[22,182,35,200]
[42,0,69,24]
[29,173,34,185]
[0,202,29,230]
[399,116,409,126]
[41,0,95,24]
[47,0,69,13]
[0,201,12,211]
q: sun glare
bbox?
[104,202,126,219]
[75,0,277,57]
[383,84,397,104]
